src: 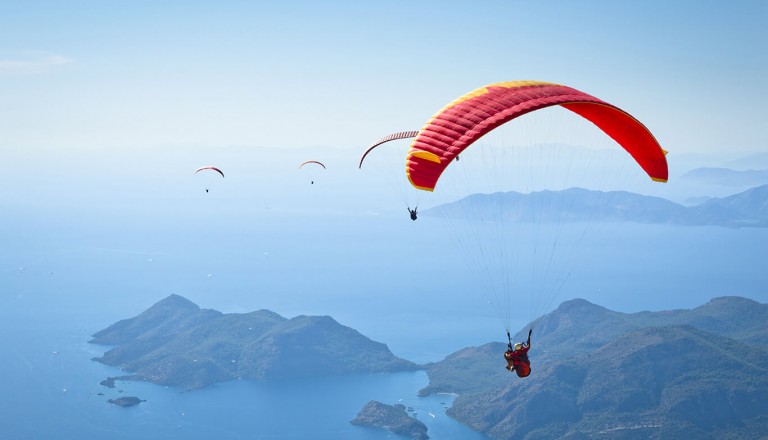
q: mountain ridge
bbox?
[681,167,768,187]
[424,185,768,227]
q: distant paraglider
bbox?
[194,166,224,193]
[299,160,326,184]
[358,131,439,220]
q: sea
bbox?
[2,200,767,439]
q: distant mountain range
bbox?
[681,167,768,187]
[89,295,417,389]
[423,296,768,439]
[424,185,768,227]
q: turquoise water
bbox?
[2,211,767,439]
[0,297,486,440]
[0,212,494,439]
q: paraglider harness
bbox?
[408,206,418,221]
[505,329,532,377]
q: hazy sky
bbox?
[1,0,766,156]
[2,1,767,363]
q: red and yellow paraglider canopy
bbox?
[406,81,668,191]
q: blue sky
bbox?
[1,0,766,156]
[2,0,768,362]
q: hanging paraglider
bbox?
[504,329,532,377]
[194,166,224,193]
[359,131,440,220]
[404,80,669,378]
[298,160,326,185]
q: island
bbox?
[90,295,419,389]
[89,293,768,439]
[351,400,428,440]
[107,396,145,407]
[99,375,140,389]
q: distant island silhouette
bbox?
[425,185,768,228]
[107,396,145,408]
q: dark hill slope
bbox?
[90,294,217,345]
[452,325,768,439]
[90,295,418,389]
[424,296,768,439]
[422,297,768,397]
[520,296,768,363]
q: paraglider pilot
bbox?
[504,329,532,377]
[408,206,418,221]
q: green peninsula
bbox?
[90,295,418,389]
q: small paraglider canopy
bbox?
[358,132,439,217]
[194,166,225,178]
[194,166,224,193]
[298,160,326,185]
[298,160,326,170]
[358,131,420,169]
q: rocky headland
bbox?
[351,400,428,440]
